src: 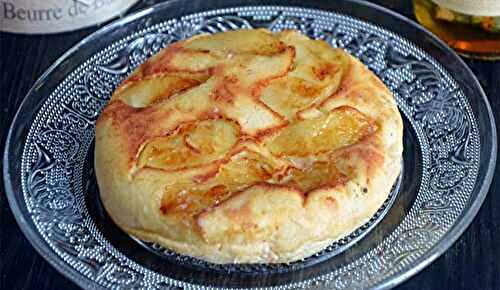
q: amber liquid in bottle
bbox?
[414,0,500,59]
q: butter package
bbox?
[0,0,138,34]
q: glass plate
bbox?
[3,0,496,289]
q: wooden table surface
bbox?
[1,0,499,289]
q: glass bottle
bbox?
[413,0,500,59]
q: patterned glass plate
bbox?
[4,0,496,289]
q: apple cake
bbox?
[95,29,403,263]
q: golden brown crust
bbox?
[95,29,403,263]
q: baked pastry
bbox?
[95,29,403,263]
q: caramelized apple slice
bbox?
[161,185,233,215]
[265,106,377,157]
[277,30,347,76]
[184,119,239,154]
[165,49,219,72]
[218,95,284,135]
[140,48,219,75]
[184,29,286,56]
[215,150,276,185]
[112,73,209,107]
[260,31,348,119]
[137,119,239,171]
[212,48,295,134]
[215,46,295,87]
[261,76,323,119]
[160,149,278,215]
[280,161,348,192]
